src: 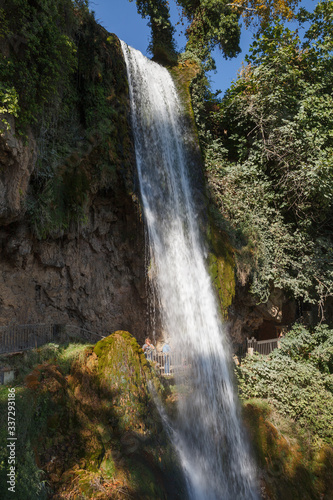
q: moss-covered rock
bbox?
[168,58,201,122]
[207,224,236,319]
[0,336,187,499]
[242,399,333,500]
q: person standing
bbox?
[142,337,155,361]
[162,340,171,375]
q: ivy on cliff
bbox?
[0,0,79,132]
[1,0,130,238]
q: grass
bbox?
[0,341,93,383]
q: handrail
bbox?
[0,323,51,330]
[246,336,279,356]
[256,338,279,345]
[144,350,189,376]
[0,323,105,355]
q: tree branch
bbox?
[226,3,259,12]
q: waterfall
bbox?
[121,42,259,500]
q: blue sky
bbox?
[91,0,317,94]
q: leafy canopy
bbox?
[130,0,302,63]
[129,0,177,60]
[193,1,333,313]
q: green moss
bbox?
[207,224,236,318]
[0,334,186,498]
[8,3,135,238]
[242,399,333,500]
[100,450,115,477]
[169,59,199,102]
[168,58,201,140]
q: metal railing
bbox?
[145,350,189,375]
[0,322,281,361]
[246,336,280,356]
[233,336,280,359]
[0,323,105,355]
[145,336,281,375]
[62,325,105,344]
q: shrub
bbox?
[236,323,333,444]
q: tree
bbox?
[129,0,176,60]
[130,0,302,63]
[176,0,241,62]
[227,0,299,27]
[195,1,333,315]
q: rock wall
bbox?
[229,283,297,344]
[0,32,148,342]
[0,186,147,339]
[0,117,37,224]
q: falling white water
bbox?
[121,41,259,500]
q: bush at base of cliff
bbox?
[0,333,186,499]
[242,399,333,500]
[236,323,333,444]
[236,323,333,499]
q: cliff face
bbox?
[0,13,148,340]
[0,118,37,224]
[0,186,146,338]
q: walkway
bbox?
[0,323,104,355]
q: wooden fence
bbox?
[0,324,104,355]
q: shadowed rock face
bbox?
[0,116,37,224]
[0,119,147,338]
[0,187,147,339]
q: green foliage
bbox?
[1,1,130,238]
[192,2,333,311]
[0,342,91,382]
[0,342,92,499]
[242,399,333,500]
[0,84,19,131]
[0,385,48,499]
[236,323,333,444]
[130,0,301,65]
[0,338,185,499]
[130,0,177,60]
[0,0,78,131]
[27,162,90,238]
[177,0,241,64]
[174,0,301,67]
